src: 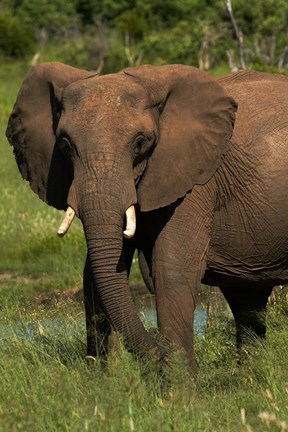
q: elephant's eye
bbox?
[133,135,146,155]
[59,136,73,156]
[132,133,155,167]
[133,133,154,156]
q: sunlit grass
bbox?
[0,293,287,431]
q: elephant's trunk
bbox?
[77,171,163,359]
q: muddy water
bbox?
[135,295,207,335]
[0,287,230,342]
[135,286,230,336]
[0,307,208,341]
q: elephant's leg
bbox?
[220,285,273,348]
[138,249,155,294]
[151,200,212,375]
[153,262,203,374]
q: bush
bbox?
[0,12,35,57]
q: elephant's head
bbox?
[6,62,236,358]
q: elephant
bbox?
[6,62,288,374]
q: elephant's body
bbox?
[135,71,288,287]
[208,71,288,287]
[7,63,288,374]
[133,70,288,369]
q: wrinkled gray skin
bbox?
[6,63,288,374]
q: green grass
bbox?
[0,295,287,431]
[1,59,288,431]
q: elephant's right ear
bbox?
[6,62,92,210]
[124,65,237,212]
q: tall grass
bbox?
[1,60,288,431]
[0,295,287,431]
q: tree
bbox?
[0,10,34,57]
[12,0,79,42]
[224,0,288,70]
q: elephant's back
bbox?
[217,69,288,102]
[218,69,288,186]
[218,70,288,140]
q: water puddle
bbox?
[135,295,207,335]
[0,288,229,342]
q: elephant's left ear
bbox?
[6,62,93,210]
[124,65,237,211]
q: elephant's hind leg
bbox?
[138,248,155,294]
[220,285,273,348]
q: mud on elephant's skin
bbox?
[6,62,288,374]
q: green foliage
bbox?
[0,11,34,57]
[12,0,79,40]
[224,0,288,69]
[115,9,148,40]
[0,0,287,72]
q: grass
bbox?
[0,296,287,431]
[0,58,288,431]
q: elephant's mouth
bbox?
[57,205,136,239]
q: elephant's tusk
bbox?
[123,205,136,239]
[57,207,75,237]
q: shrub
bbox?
[0,12,35,57]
